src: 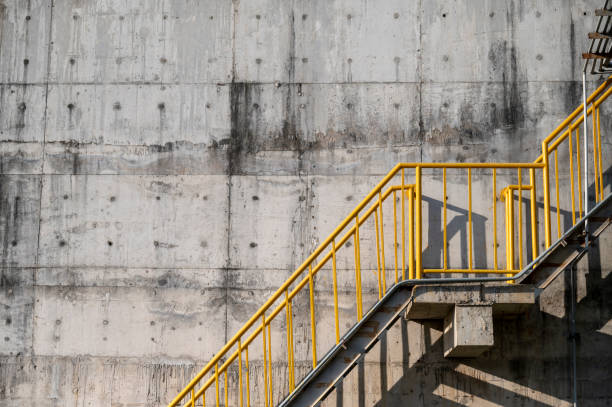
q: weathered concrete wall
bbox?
[1,0,611,406]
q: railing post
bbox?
[308,265,317,369]
[529,168,538,261]
[415,166,423,279]
[505,189,515,278]
[542,141,552,248]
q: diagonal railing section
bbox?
[169,76,611,407]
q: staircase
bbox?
[168,75,612,407]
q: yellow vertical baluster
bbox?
[285,290,294,391]
[506,189,515,278]
[239,339,243,407]
[408,186,414,280]
[542,141,551,247]
[378,191,386,295]
[468,168,473,271]
[593,106,600,202]
[374,206,382,300]
[569,127,576,225]
[597,107,604,201]
[393,190,398,284]
[267,323,273,407]
[308,264,317,368]
[215,363,220,407]
[529,168,538,261]
[332,241,340,344]
[518,168,523,270]
[415,166,423,279]
[554,149,561,238]
[443,168,448,271]
[354,216,363,319]
[203,388,206,407]
[245,347,251,407]
[401,169,406,280]
[191,388,195,407]
[261,316,268,407]
[493,169,498,271]
[576,128,583,218]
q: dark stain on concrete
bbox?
[229,81,256,175]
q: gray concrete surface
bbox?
[1,0,612,406]
[443,305,494,358]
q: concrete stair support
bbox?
[443,305,494,357]
[406,284,535,358]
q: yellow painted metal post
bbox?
[285,291,294,391]
[569,127,576,225]
[468,168,473,271]
[505,189,515,278]
[415,166,423,279]
[576,129,584,218]
[393,190,398,284]
[332,241,340,344]
[191,389,195,407]
[374,207,382,300]
[408,187,414,280]
[401,169,406,280]
[518,169,523,269]
[308,265,317,369]
[542,141,552,248]
[245,347,251,407]
[267,323,273,407]
[597,108,604,201]
[593,107,600,201]
[239,339,243,407]
[354,216,363,319]
[554,150,561,238]
[378,191,386,294]
[443,168,448,270]
[529,168,538,261]
[215,363,220,407]
[261,316,269,407]
[202,390,206,407]
[493,169,498,270]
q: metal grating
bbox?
[583,0,612,74]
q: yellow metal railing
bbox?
[169,76,611,407]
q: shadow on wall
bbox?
[330,176,612,406]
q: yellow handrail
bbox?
[169,77,611,407]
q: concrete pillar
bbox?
[443,305,494,358]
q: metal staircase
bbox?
[168,74,612,407]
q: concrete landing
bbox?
[406,284,535,357]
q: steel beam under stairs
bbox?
[519,193,612,289]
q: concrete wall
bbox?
[1,0,611,406]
